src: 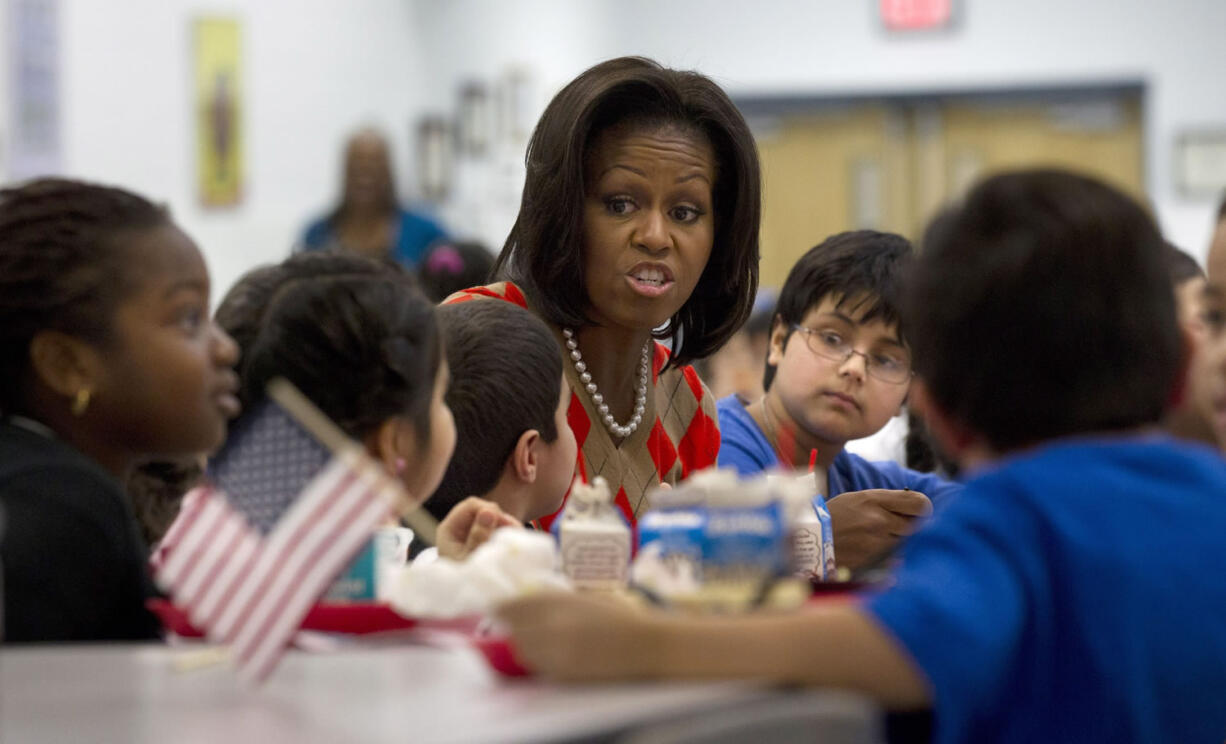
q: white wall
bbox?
[413,0,1226,264]
[403,0,619,253]
[54,0,425,300]
[9,0,1226,295]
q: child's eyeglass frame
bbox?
[789,324,913,385]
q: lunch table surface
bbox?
[0,640,884,743]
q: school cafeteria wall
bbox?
[414,0,1226,264]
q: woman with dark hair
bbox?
[446,56,760,526]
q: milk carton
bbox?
[634,482,707,598]
[770,472,836,581]
[324,526,414,601]
[700,474,788,589]
[556,477,631,590]
[814,492,835,579]
[633,468,798,610]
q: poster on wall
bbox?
[1175,130,1226,198]
[5,0,62,180]
[194,17,243,207]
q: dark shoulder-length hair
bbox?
[494,56,761,369]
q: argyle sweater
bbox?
[443,282,720,528]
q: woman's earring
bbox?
[394,458,407,475]
[71,388,91,416]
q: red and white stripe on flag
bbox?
[154,448,392,684]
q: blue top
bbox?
[298,207,447,269]
[865,436,1226,744]
[715,394,959,504]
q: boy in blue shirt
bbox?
[718,231,959,570]
[499,170,1226,744]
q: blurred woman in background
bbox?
[297,128,447,269]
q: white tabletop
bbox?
[0,640,788,744]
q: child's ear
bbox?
[508,429,541,484]
[766,316,789,366]
[28,330,101,403]
[367,416,417,476]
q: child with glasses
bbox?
[717,231,960,571]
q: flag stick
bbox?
[267,377,439,545]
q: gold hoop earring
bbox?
[71,388,92,416]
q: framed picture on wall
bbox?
[1175,130,1226,198]
[458,82,490,157]
[417,115,451,202]
[193,17,244,207]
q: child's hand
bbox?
[827,489,932,571]
[496,592,659,681]
[436,497,522,560]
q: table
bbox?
[1,641,864,744]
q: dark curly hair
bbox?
[0,177,168,415]
[217,253,441,443]
[494,56,761,369]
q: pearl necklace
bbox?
[562,327,650,439]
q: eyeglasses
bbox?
[790,324,913,385]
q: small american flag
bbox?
[154,385,397,684]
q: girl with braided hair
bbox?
[0,178,240,642]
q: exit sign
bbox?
[881,0,955,31]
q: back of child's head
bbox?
[908,169,1178,452]
[417,241,495,303]
[764,230,913,389]
[215,252,401,366]
[0,178,167,415]
[220,252,441,444]
[426,300,563,521]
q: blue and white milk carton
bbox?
[634,482,707,598]
[691,469,789,600]
[770,472,836,581]
[324,525,414,601]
